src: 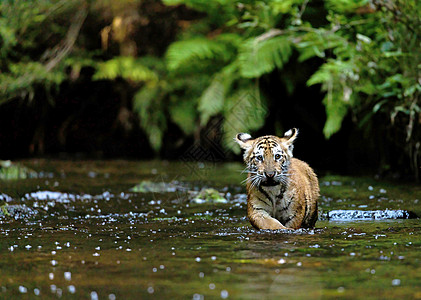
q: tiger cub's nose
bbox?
[265,171,275,178]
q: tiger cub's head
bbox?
[235,129,298,188]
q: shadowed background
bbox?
[0,0,419,180]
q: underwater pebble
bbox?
[91,291,99,300]
[68,285,76,294]
[221,290,229,299]
[64,272,71,281]
[392,279,401,286]
[193,294,204,300]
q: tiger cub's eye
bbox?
[256,155,263,161]
[275,154,281,160]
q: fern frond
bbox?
[165,37,233,73]
[308,60,355,138]
[239,35,292,78]
[93,56,158,83]
[222,84,267,153]
[324,0,369,13]
[133,85,167,151]
[198,62,238,126]
[322,93,349,138]
[0,62,65,103]
[169,98,197,135]
[296,30,346,62]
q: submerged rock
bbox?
[191,188,227,204]
[0,193,13,203]
[130,181,185,193]
[326,209,418,221]
[0,204,38,219]
[0,160,37,180]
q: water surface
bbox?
[0,160,420,299]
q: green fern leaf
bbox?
[93,57,158,83]
[222,85,267,153]
[308,60,354,138]
[322,93,349,138]
[239,35,292,78]
[133,85,167,151]
[198,62,238,126]
[169,99,197,135]
[166,38,232,73]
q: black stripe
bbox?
[276,186,286,199]
[257,196,271,207]
[258,186,273,204]
[253,207,266,211]
[283,215,294,225]
[278,201,291,212]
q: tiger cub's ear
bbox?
[235,133,254,150]
[283,128,299,156]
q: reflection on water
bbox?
[0,160,420,299]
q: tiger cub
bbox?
[235,129,319,230]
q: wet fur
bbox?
[236,129,319,230]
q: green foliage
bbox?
[0,62,65,104]
[239,34,292,78]
[159,0,303,152]
[166,36,237,74]
[0,0,84,103]
[1,0,419,177]
[308,59,356,138]
[93,56,158,83]
[198,62,238,126]
[222,85,267,153]
[133,84,167,152]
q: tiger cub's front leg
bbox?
[247,198,292,230]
